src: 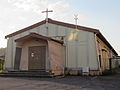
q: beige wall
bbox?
[96,36,114,71]
[48,40,65,75]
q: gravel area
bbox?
[0,74,120,90]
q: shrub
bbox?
[0,60,4,70]
[102,69,117,76]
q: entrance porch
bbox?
[13,33,65,76]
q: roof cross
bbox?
[42,8,53,36]
[42,8,53,21]
[74,14,78,29]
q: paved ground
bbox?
[0,74,120,90]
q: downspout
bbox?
[62,39,66,76]
[63,36,67,71]
[94,33,101,70]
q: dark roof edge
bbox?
[5,18,117,55]
[5,19,46,39]
[48,19,99,33]
[5,18,99,38]
[15,33,63,44]
[97,31,118,55]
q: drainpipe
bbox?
[63,36,67,71]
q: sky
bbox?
[0,0,120,54]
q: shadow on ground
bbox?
[0,71,120,90]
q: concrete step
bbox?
[0,70,54,77]
[3,72,50,75]
[0,74,52,77]
[8,69,46,72]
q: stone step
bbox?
[0,73,52,77]
[1,73,50,76]
[8,69,46,72]
[5,71,50,74]
[0,70,54,77]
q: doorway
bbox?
[28,46,46,70]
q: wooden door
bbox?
[28,46,46,70]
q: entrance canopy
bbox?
[14,33,65,75]
[15,33,63,44]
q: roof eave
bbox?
[5,18,99,39]
[96,32,118,55]
[5,19,46,39]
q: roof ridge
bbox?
[5,18,99,38]
[4,18,118,55]
[48,18,99,33]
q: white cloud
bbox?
[8,0,87,23]
[8,0,48,13]
[4,0,120,55]
[0,30,7,48]
[0,0,87,48]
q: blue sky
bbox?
[69,0,120,55]
[0,0,120,54]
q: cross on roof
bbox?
[74,14,78,29]
[42,8,53,20]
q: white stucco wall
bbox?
[67,30,98,70]
[5,23,98,71]
[5,38,13,70]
